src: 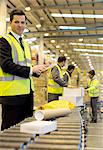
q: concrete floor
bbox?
[86,114,103,150]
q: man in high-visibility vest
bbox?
[47,56,68,102]
[63,64,75,85]
[86,70,100,123]
[0,9,49,130]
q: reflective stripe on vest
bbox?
[48,65,63,94]
[0,60,32,81]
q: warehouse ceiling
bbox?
[6,0,103,72]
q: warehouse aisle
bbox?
[86,114,103,150]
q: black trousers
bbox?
[90,97,98,121]
[1,92,33,131]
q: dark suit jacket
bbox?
[0,33,38,105]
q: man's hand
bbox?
[32,64,50,74]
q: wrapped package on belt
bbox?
[34,100,75,121]
[34,108,70,121]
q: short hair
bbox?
[88,70,95,76]
[57,56,66,63]
[67,65,75,71]
[10,9,26,22]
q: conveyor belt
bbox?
[0,108,86,150]
[27,143,79,150]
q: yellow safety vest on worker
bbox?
[87,77,100,97]
[0,34,34,96]
[64,71,71,85]
[47,65,63,94]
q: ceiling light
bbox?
[79,38,83,42]
[98,38,103,40]
[25,7,31,11]
[87,58,91,62]
[44,33,49,36]
[72,61,75,64]
[73,48,103,53]
[81,53,103,57]
[64,53,68,56]
[67,56,70,59]
[70,42,103,47]
[36,24,41,28]
[56,45,60,48]
[51,13,103,19]
[50,40,55,43]
[23,28,30,33]
[59,26,86,30]
[60,49,64,53]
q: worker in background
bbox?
[63,64,75,86]
[85,70,100,123]
[47,56,68,102]
[0,9,49,130]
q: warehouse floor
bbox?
[86,114,103,150]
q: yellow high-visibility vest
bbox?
[87,77,99,97]
[64,71,71,85]
[47,65,63,94]
[0,34,34,96]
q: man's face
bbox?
[61,61,66,67]
[10,15,26,35]
[88,73,93,79]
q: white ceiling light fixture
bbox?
[50,40,56,43]
[87,58,91,62]
[25,7,31,11]
[23,28,30,33]
[72,61,75,64]
[59,26,86,30]
[51,13,103,19]
[98,38,103,40]
[56,45,60,48]
[36,24,41,28]
[64,53,68,57]
[73,48,103,53]
[81,53,103,57]
[70,42,103,47]
[67,56,70,59]
[44,33,49,36]
[86,56,90,59]
[79,38,83,42]
[60,49,64,53]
